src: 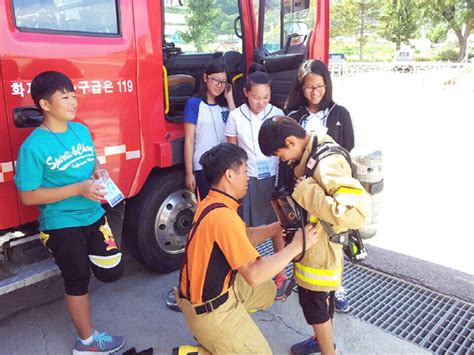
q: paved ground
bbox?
[0,253,429,354]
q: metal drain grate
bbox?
[257,240,473,354]
[344,263,473,354]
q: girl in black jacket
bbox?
[285,59,354,151]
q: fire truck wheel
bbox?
[124,169,197,273]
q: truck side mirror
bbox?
[13,106,43,128]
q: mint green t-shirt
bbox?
[14,122,104,230]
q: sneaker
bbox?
[274,273,289,300]
[290,337,336,354]
[335,288,351,313]
[73,330,125,354]
[166,287,182,313]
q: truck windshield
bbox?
[12,0,119,35]
[163,0,242,54]
[262,0,314,52]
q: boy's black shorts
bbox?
[40,215,123,296]
[298,286,331,325]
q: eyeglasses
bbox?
[303,85,327,94]
[207,76,229,88]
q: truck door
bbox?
[3,0,140,225]
[162,0,255,117]
[0,65,21,230]
[254,0,329,108]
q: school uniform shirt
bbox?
[225,103,283,179]
[183,97,229,171]
[288,104,355,152]
[14,122,104,231]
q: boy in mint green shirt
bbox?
[14,71,125,354]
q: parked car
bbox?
[329,52,347,63]
[393,50,414,73]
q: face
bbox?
[40,90,77,122]
[244,84,271,114]
[230,161,249,200]
[302,73,326,110]
[204,72,228,98]
[274,136,305,164]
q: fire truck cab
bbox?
[0,0,328,293]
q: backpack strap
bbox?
[303,138,354,245]
[304,139,352,179]
[179,202,227,300]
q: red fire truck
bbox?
[0,0,329,293]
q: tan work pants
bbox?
[176,275,277,354]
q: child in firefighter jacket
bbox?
[258,116,370,355]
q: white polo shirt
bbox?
[225,103,283,178]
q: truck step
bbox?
[0,258,59,296]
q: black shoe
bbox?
[166,288,182,313]
[290,337,336,354]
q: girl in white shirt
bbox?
[225,64,288,299]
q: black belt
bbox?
[194,292,229,315]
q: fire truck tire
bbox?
[123,169,196,273]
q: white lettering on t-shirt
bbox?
[46,143,94,171]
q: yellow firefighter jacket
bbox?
[291,130,370,292]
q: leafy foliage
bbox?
[419,0,474,61]
[182,0,220,52]
[331,0,384,61]
[380,0,420,50]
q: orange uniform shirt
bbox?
[180,189,260,304]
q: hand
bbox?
[294,176,305,188]
[291,224,318,251]
[185,173,196,191]
[79,179,106,202]
[223,83,233,102]
[92,168,109,180]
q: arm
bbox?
[227,136,238,144]
[19,180,105,206]
[223,84,236,111]
[184,122,196,190]
[238,224,317,287]
[246,222,282,246]
[340,107,355,152]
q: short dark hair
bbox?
[199,143,248,185]
[244,63,271,91]
[258,116,306,156]
[30,71,75,110]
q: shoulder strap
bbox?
[303,138,354,243]
[304,140,352,179]
[179,202,227,300]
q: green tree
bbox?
[421,0,474,61]
[182,0,219,52]
[427,23,449,44]
[331,0,384,61]
[380,0,420,50]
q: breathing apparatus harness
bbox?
[303,137,368,262]
[270,136,367,264]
